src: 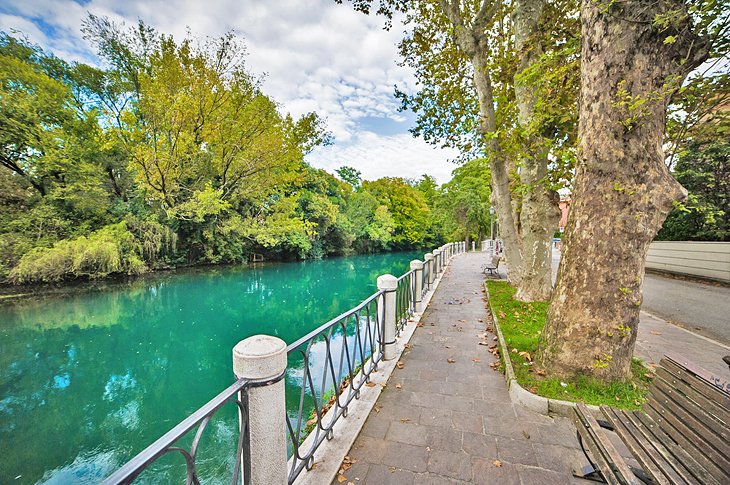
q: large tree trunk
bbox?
[513,0,561,301]
[438,0,524,284]
[537,0,709,380]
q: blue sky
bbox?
[0,0,460,183]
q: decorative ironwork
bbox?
[285,290,384,484]
[101,375,280,485]
[395,270,415,335]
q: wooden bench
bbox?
[573,353,730,484]
[483,255,501,276]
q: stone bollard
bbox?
[433,249,441,275]
[410,260,424,313]
[472,241,475,252]
[377,274,398,361]
[233,335,288,485]
[425,252,435,287]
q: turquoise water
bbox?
[0,251,421,484]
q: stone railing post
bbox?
[233,335,288,485]
[433,249,441,275]
[377,274,398,361]
[472,241,475,252]
[425,252,435,287]
[410,260,424,313]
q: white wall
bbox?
[646,241,730,282]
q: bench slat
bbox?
[631,406,723,485]
[660,356,730,408]
[601,406,678,485]
[647,383,730,460]
[643,399,730,483]
[655,366,729,426]
[575,403,640,485]
[652,371,730,444]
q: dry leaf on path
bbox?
[492,460,502,467]
[337,475,347,483]
[365,382,376,387]
[395,383,402,390]
[396,361,404,369]
[472,358,481,363]
[447,358,455,363]
[650,330,661,335]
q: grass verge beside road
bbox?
[486,280,652,410]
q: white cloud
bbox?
[0,0,459,182]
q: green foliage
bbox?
[435,158,492,243]
[658,138,729,241]
[486,281,652,410]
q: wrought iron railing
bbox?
[103,245,464,484]
[284,290,384,483]
[395,270,415,335]
[100,377,260,485]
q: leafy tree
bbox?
[335,166,362,189]
[361,177,431,247]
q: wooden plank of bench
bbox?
[655,366,729,427]
[600,406,676,485]
[661,355,730,407]
[633,406,724,485]
[575,403,640,485]
[653,370,730,444]
[642,398,730,484]
[647,383,730,461]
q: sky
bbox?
[0,0,461,183]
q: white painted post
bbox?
[472,241,475,252]
[377,274,398,361]
[433,249,441,275]
[410,260,424,313]
[232,335,288,485]
[425,252,435,286]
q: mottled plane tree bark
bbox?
[538,0,712,380]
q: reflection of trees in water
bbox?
[0,251,418,483]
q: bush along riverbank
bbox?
[485,280,653,410]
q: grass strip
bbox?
[486,280,652,410]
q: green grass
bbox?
[486,281,652,410]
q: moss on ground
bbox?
[486,280,652,410]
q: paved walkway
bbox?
[337,252,587,484]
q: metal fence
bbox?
[101,378,255,485]
[103,243,464,484]
[285,290,383,483]
[395,270,416,336]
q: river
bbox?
[0,251,422,484]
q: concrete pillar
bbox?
[377,274,398,361]
[433,249,441,275]
[425,252,435,287]
[410,260,424,313]
[233,335,288,485]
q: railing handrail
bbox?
[101,377,253,485]
[286,289,383,352]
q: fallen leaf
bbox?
[374,405,381,413]
[337,475,347,483]
[395,383,402,390]
[472,358,481,363]
[650,330,661,335]
[493,336,498,341]
[404,343,413,349]
[511,348,518,354]
[417,322,424,328]
[447,358,455,363]
[522,430,530,439]
[396,361,404,369]
[365,382,376,387]
[492,460,502,467]
[536,369,546,376]
[616,395,621,401]
[478,341,489,346]
[400,418,411,423]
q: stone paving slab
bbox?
[335,252,587,484]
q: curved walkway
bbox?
[336,252,586,484]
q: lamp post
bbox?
[489,206,495,241]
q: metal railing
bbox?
[285,290,383,483]
[103,243,465,484]
[395,270,416,335]
[101,378,255,485]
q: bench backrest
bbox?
[645,355,730,482]
[491,255,501,267]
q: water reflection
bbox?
[0,252,419,483]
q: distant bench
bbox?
[573,353,729,484]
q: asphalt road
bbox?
[550,250,730,346]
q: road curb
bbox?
[484,281,601,418]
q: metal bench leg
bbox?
[573,430,607,482]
